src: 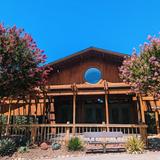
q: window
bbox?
[84,67,102,84]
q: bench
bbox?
[83,131,125,153]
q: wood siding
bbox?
[48,53,123,85]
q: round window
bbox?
[84,67,102,84]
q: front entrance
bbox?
[78,96,105,123]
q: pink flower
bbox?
[147,35,152,41]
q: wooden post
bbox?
[27,97,31,124]
[138,95,148,147]
[49,97,56,134]
[7,105,11,126]
[72,94,76,136]
[136,95,142,124]
[155,110,160,134]
[139,95,145,123]
[42,92,47,123]
[72,83,77,136]
[105,94,109,131]
[65,121,70,145]
[104,81,109,131]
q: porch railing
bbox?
[0,123,147,144]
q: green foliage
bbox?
[14,135,28,147]
[0,138,17,156]
[125,136,144,154]
[13,116,28,125]
[1,135,28,148]
[10,116,35,138]
[0,115,7,134]
[68,137,83,151]
[12,116,35,125]
[18,146,29,153]
[0,115,7,124]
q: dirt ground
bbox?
[0,145,85,160]
[1,149,160,160]
[1,135,160,160]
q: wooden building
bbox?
[0,47,160,143]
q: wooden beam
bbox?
[1,99,49,104]
[142,96,155,101]
[46,89,133,96]
[47,82,130,90]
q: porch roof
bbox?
[46,81,134,96]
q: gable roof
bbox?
[48,47,129,67]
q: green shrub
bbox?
[0,138,17,156]
[68,137,83,151]
[2,135,28,147]
[0,115,7,134]
[125,136,144,154]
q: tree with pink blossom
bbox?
[119,35,160,99]
[0,24,52,129]
[0,24,51,99]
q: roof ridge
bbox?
[48,47,129,66]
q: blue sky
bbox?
[0,0,160,63]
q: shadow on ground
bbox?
[148,137,160,151]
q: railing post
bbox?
[31,126,37,144]
[102,121,106,131]
[65,121,70,145]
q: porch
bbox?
[0,82,150,144]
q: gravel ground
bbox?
[54,151,160,160]
[1,150,160,160]
[1,136,160,160]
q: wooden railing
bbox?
[0,123,147,144]
[75,124,145,134]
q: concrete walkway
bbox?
[54,151,160,160]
